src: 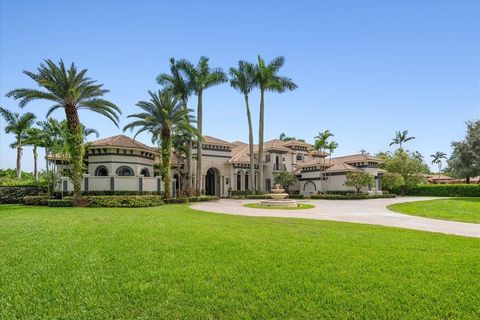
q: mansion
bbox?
[53,135,385,197]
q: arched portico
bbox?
[205,167,220,196]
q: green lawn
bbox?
[388,198,480,224]
[1,204,479,319]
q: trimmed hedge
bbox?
[23,195,50,206]
[86,195,164,208]
[394,184,480,197]
[47,199,74,207]
[164,196,219,204]
[53,190,162,199]
[310,194,396,200]
[0,186,47,204]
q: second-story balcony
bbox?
[273,163,287,171]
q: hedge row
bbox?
[393,184,480,197]
[52,190,162,198]
[310,194,396,200]
[0,186,47,204]
[23,195,219,207]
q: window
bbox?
[140,168,150,177]
[244,172,249,190]
[116,166,134,176]
[296,154,303,162]
[265,154,271,162]
[236,171,243,190]
[94,166,109,176]
[266,179,271,191]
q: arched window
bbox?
[94,166,109,176]
[116,166,134,176]
[236,170,243,191]
[296,154,303,162]
[140,168,150,177]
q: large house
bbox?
[53,135,385,197]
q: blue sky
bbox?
[0,0,479,171]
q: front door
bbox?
[205,168,216,195]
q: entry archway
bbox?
[205,167,220,196]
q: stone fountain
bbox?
[260,184,298,207]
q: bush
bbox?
[325,190,357,195]
[287,194,304,199]
[23,195,49,206]
[395,184,480,197]
[86,195,164,208]
[0,186,48,204]
[47,199,74,207]
[163,196,218,204]
[53,190,162,199]
[229,190,254,196]
[310,194,396,200]
[230,194,272,199]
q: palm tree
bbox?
[0,107,36,179]
[325,140,339,192]
[23,127,43,180]
[390,130,415,149]
[430,151,447,177]
[229,60,257,192]
[157,58,194,195]
[6,59,121,205]
[313,130,334,192]
[124,90,195,198]
[255,56,297,193]
[177,57,227,195]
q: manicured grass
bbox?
[388,198,480,224]
[1,204,479,319]
[244,203,315,210]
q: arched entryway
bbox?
[304,180,316,193]
[205,167,220,196]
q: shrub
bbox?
[47,199,74,207]
[53,190,162,199]
[23,195,50,206]
[394,184,480,197]
[0,186,48,204]
[287,194,304,199]
[188,196,219,202]
[229,190,254,196]
[163,198,189,204]
[311,194,396,200]
[325,190,357,195]
[229,194,272,199]
[86,195,164,208]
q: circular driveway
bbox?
[191,197,480,238]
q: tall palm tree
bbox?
[23,127,43,180]
[430,151,447,177]
[6,59,121,204]
[255,56,297,193]
[157,58,194,195]
[0,107,36,179]
[124,90,195,198]
[229,60,257,192]
[390,130,415,149]
[325,140,339,192]
[177,57,227,195]
[313,130,334,192]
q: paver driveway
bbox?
[191,197,480,238]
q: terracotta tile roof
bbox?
[90,135,158,153]
[325,162,361,173]
[330,153,384,164]
[254,139,291,153]
[203,135,234,148]
[282,139,312,148]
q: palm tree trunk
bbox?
[245,94,255,192]
[258,89,265,193]
[33,145,38,180]
[182,98,193,196]
[196,91,203,195]
[64,105,84,205]
[162,131,172,198]
[16,135,22,179]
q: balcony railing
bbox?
[273,163,287,171]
